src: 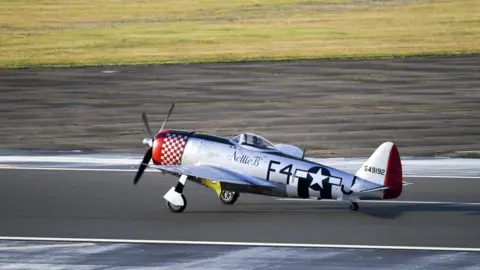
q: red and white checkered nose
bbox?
[151,129,189,165]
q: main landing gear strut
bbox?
[163,175,241,213]
[164,175,188,213]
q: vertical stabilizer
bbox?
[355,142,403,199]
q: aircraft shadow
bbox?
[358,203,480,219]
[185,202,480,219]
[185,203,350,215]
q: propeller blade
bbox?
[135,103,175,185]
[142,112,154,139]
[158,103,175,133]
[133,147,152,185]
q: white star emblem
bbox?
[309,170,329,189]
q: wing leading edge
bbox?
[147,163,278,187]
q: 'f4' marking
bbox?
[267,160,293,184]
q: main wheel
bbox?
[349,202,359,211]
[166,194,187,213]
[219,190,239,204]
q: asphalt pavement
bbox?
[0,169,478,248]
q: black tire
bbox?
[349,202,359,211]
[219,190,239,204]
[166,194,187,213]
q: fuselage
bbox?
[148,129,372,200]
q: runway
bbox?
[1,168,479,249]
[1,53,479,267]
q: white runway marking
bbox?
[405,175,480,179]
[0,237,478,252]
[1,165,479,179]
[0,243,94,251]
[276,198,480,206]
[0,166,140,172]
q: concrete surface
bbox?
[1,240,479,270]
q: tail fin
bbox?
[355,142,403,199]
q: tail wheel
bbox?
[219,190,239,204]
[166,194,187,213]
[349,202,359,211]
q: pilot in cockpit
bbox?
[252,136,265,148]
[237,133,271,149]
[252,136,260,147]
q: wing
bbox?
[148,163,278,188]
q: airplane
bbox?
[133,103,412,213]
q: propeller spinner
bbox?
[133,103,175,185]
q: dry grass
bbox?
[1,0,479,68]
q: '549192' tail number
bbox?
[364,165,385,175]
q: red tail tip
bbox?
[382,144,402,199]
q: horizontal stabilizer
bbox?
[353,179,412,194]
[359,186,390,193]
[402,180,413,186]
[350,178,388,193]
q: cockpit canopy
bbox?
[231,133,277,150]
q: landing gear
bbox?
[349,202,359,211]
[166,194,187,213]
[219,190,239,204]
[163,174,188,213]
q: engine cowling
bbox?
[151,129,191,165]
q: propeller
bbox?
[133,103,175,185]
[133,147,152,185]
[158,103,175,133]
[142,112,154,140]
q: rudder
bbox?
[355,142,403,199]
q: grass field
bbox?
[1,0,479,68]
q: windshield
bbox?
[232,133,276,150]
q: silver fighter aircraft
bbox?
[133,103,412,213]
